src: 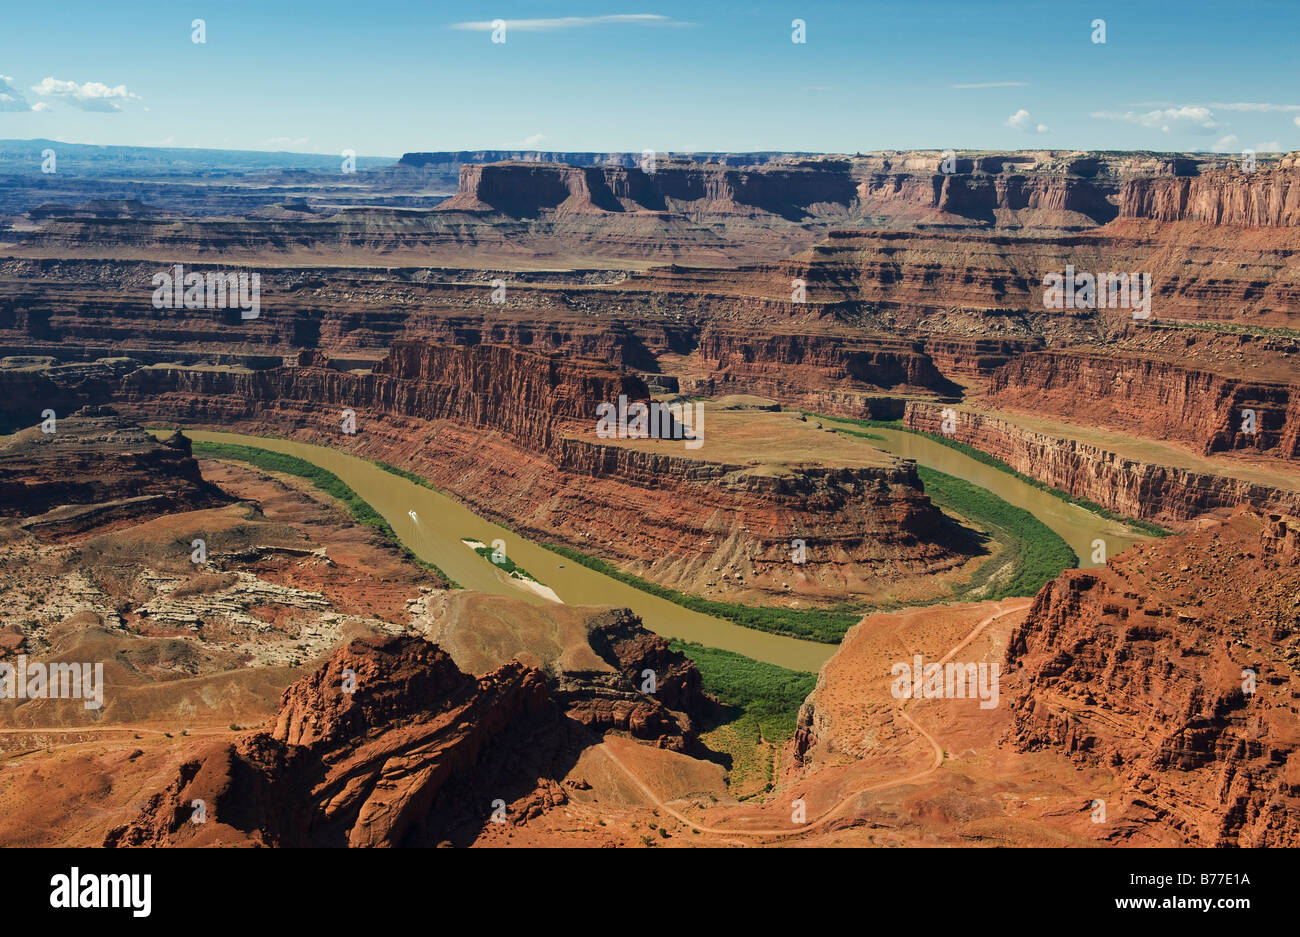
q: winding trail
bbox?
[598,599,1029,840]
[0,725,231,766]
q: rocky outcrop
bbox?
[105,634,553,847]
[918,336,1041,380]
[424,596,707,751]
[368,341,644,448]
[579,607,704,717]
[118,341,644,451]
[691,328,960,402]
[105,609,713,846]
[0,356,140,433]
[1004,510,1300,846]
[634,212,1300,333]
[854,169,1117,227]
[438,159,858,220]
[438,151,1266,229]
[0,408,229,533]
[905,401,1300,524]
[548,435,959,594]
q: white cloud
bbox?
[1091,106,1217,134]
[1212,134,1240,152]
[1006,109,1048,133]
[451,14,686,31]
[951,81,1028,89]
[30,101,50,112]
[523,133,547,147]
[1294,115,1300,128]
[0,75,34,112]
[1256,141,1281,152]
[32,77,140,112]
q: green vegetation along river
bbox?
[821,420,1149,566]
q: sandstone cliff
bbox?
[119,341,643,451]
[105,634,552,847]
[1121,163,1300,227]
[105,606,710,847]
[111,341,970,605]
[438,159,858,220]
[985,349,1300,459]
[905,401,1300,524]
[692,327,961,402]
[435,152,1263,231]
[0,408,229,535]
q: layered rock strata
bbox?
[104,635,553,847]
[106,611,708,846]
[985,350,1299,459]
[0,408,229,533]
[904,401,1300,524]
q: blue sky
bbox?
[2,0,1297,157]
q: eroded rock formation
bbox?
[106,605,709,847]
[105,634,551,846]
[109,340,968,604]
[1004,509,1300,847]
[985,349,1299,459]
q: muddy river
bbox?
[180,430,837,672]
[178,423,1145,672]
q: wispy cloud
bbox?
[1091,105,1217,134]
[951,81,1028,89]
[523,133,547,147]
[451,14,688,31]
[1205,102,1300,113]
[32,77,140,112]
[1129,101,1300,114]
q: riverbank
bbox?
[192,440,461,587]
